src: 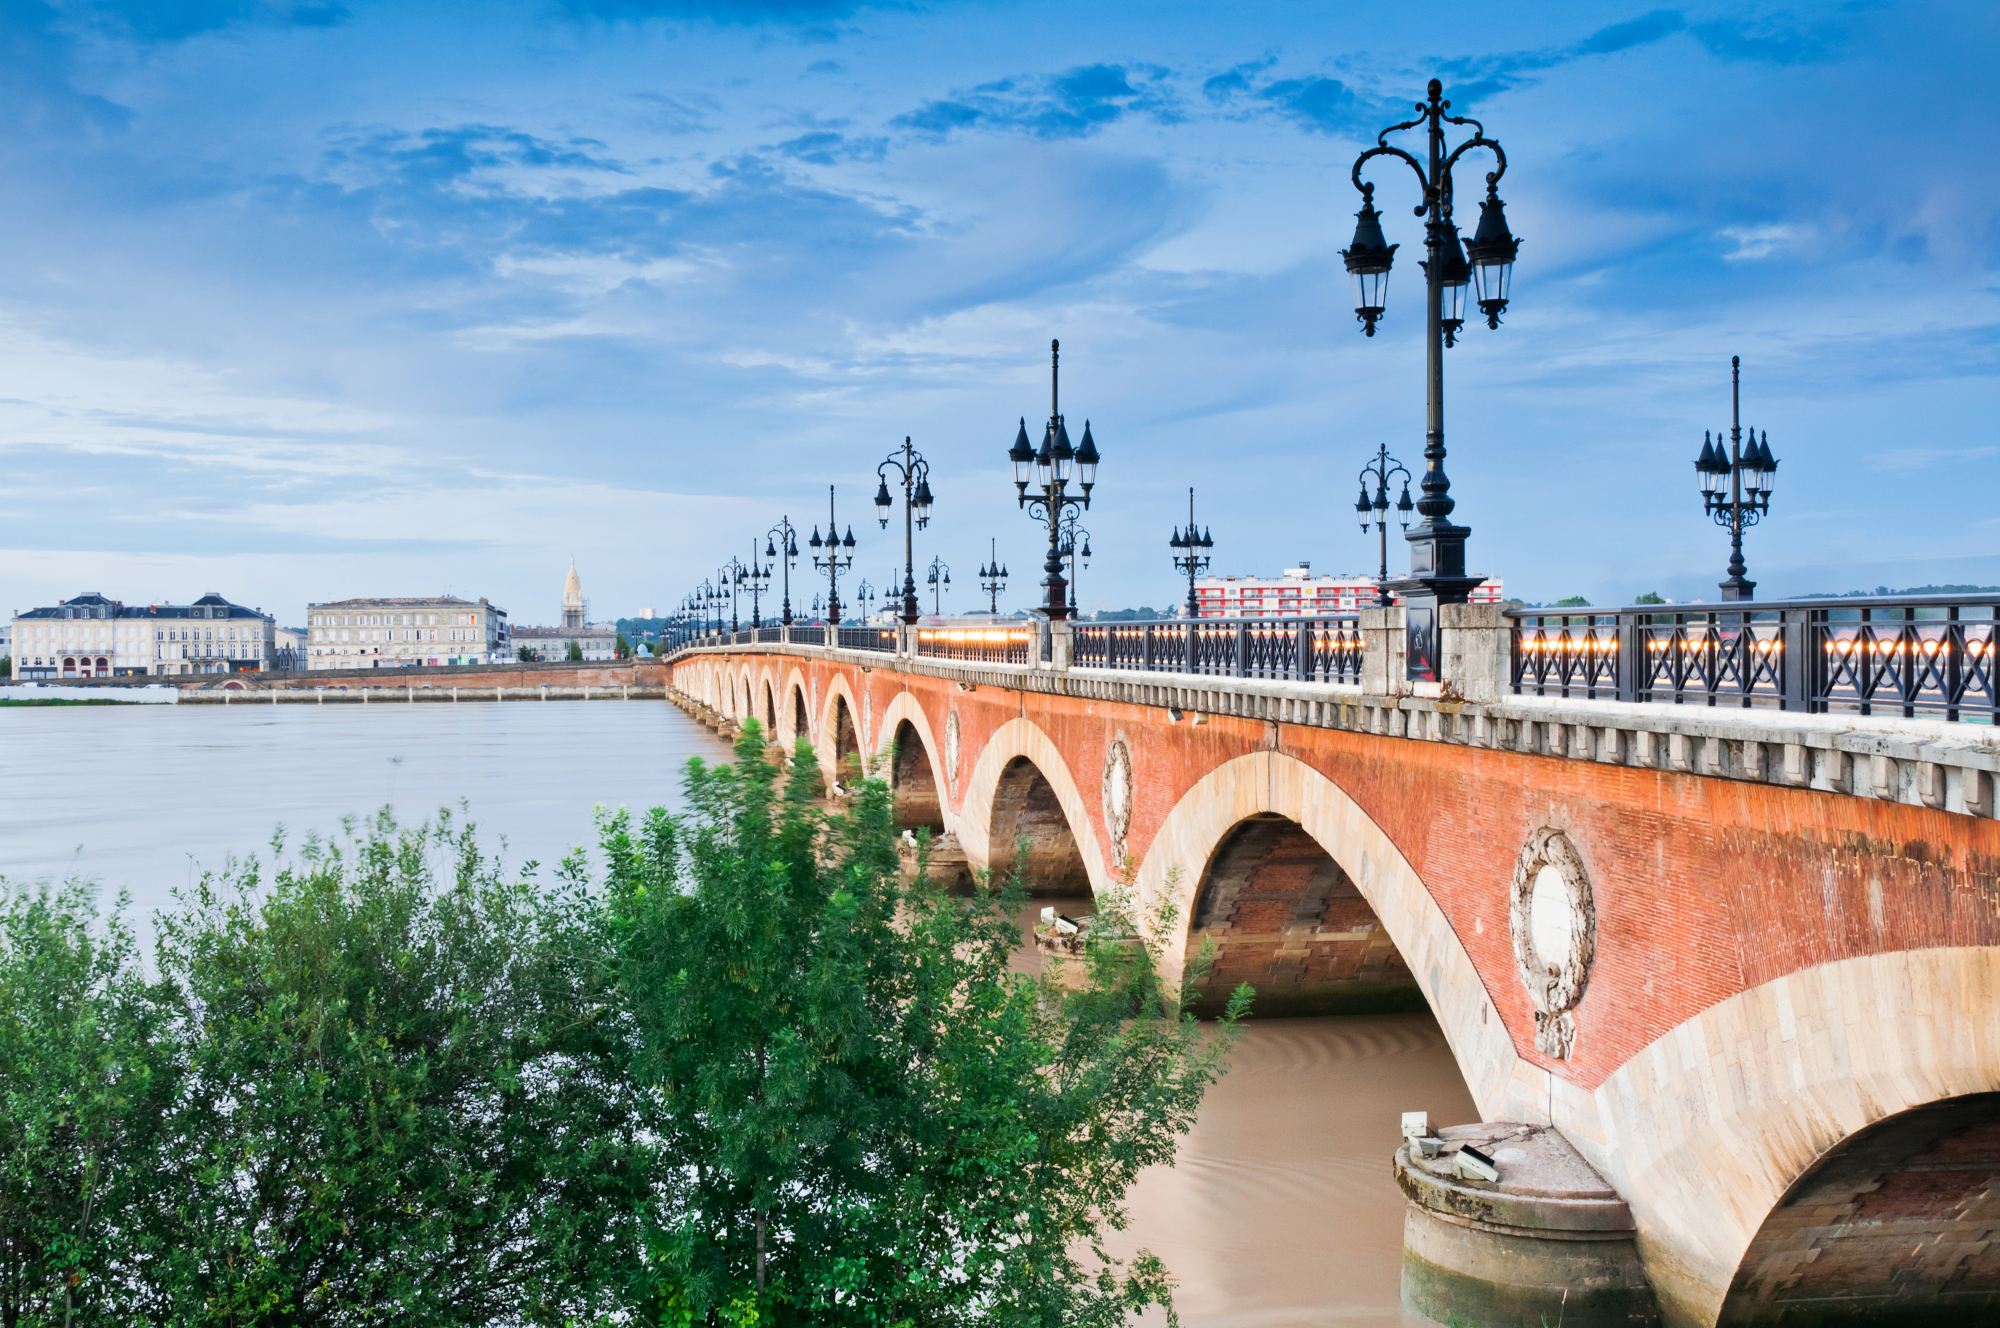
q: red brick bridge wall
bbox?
[678,646,2000,1328]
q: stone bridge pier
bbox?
[673,609,2000,1327]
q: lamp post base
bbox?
[1719,576,1756,602]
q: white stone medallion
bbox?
[945,708,962,801]
[1102,737,1134,852]
[1510,826,1596,1060]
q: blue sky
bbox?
[0,0,1992,624]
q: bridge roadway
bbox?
[673,610,2000,1328]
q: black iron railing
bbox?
[790,624,825,646]
[756,626,782,643]
[1511,595,2000,722]
[917,624,1036,665]
[1073,617,1363,684]
[837,625,896,652]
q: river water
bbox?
[0,699,1473,1326]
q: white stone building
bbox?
[11,591,277,678]
[304,595,509,669]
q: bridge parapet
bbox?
[676,628,2000,821]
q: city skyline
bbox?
[0,1,1991,618]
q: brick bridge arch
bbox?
[1141,750,1523,1112]
[959,716,1112,899]
[874,690,945,832]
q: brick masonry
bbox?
[677,646,2000,1328]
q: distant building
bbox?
[1193,563,1504,618]
[512,561,617,661]
[304,596,508,669]
[274,625,308,671]
[11,591,276,678]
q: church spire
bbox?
[562,558,585,630]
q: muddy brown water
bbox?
[1024,898,1477,1326]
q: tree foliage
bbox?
[0,725,1242,1326]
[609,721,1243,1326]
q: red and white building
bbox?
[1192,563,1505,618]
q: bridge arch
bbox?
[1136,751,1521,1115]
[874,691,946,833]
[815,672,864,785]
[1184,812,1424,1019]
[1576,946,2000,1328]
[960,718,1109,898]
[788,675,810,747]
[762,679,777,734]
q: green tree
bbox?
[615,632,632,659]
[145,813,642,1326]
[0,655,11,678]
[567,641,584,662]
[0,881,173,1327]
[1553,595,1591,607]
[516,644,538,662]
[1634,592,1666,605]
[607,722,1244,1326]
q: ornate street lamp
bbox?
[737,539,773,629]
[1007,339,1099,621]
[1356,444,1415,607]
[1344,78,1519,676]
[925,556,951,616]
[855,578,878,622]
[1169,487,1214,619]
[874,436,934,626]
[808,485,856,624]
[1695,355,1778,601]
[1058,513,1093,617]
[764,517,801,626]
[978,538,1009,616]
[719,558,748,634]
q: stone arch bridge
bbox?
[672,613,2000,1328]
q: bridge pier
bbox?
[1398,1123,1660,1327]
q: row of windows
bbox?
[310,612,483,628]
[312,628,484,643]
[16,625,261,641]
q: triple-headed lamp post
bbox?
[764,517,801,625]
[925,556,951,616]
[1169,487,1213,619]
[808,485,856,624]
[872,436,934,625]
[738,539,772,629]
[1342,78,1519,677]
[1695,355,1779,601]
[1355,444,1415,607]
[978,539,1008,615]
[1007,339,1100,621]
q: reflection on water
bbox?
[5,710,1474,1325]
[1026,897,1474,1326]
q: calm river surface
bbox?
[0,699,1473,1326]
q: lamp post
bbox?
[873,436,934,626]
[855,578,878,622]
[925,556,951,616]
[707,578,729,636]
[1169,487,1214,619]
[738,539,772,629]
[978,539,1008,615]
[808,485,856,625]
[1059,514,1093,617]
[766,518,802,625]
[1007,339,1100,621]
[1343,78,1519,675]
[1695,356,1778,601]
[719,558,748,634]
[1355,444,1415,607]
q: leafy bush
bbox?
[0,725,1241,1327]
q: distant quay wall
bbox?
[20,658,670,701]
